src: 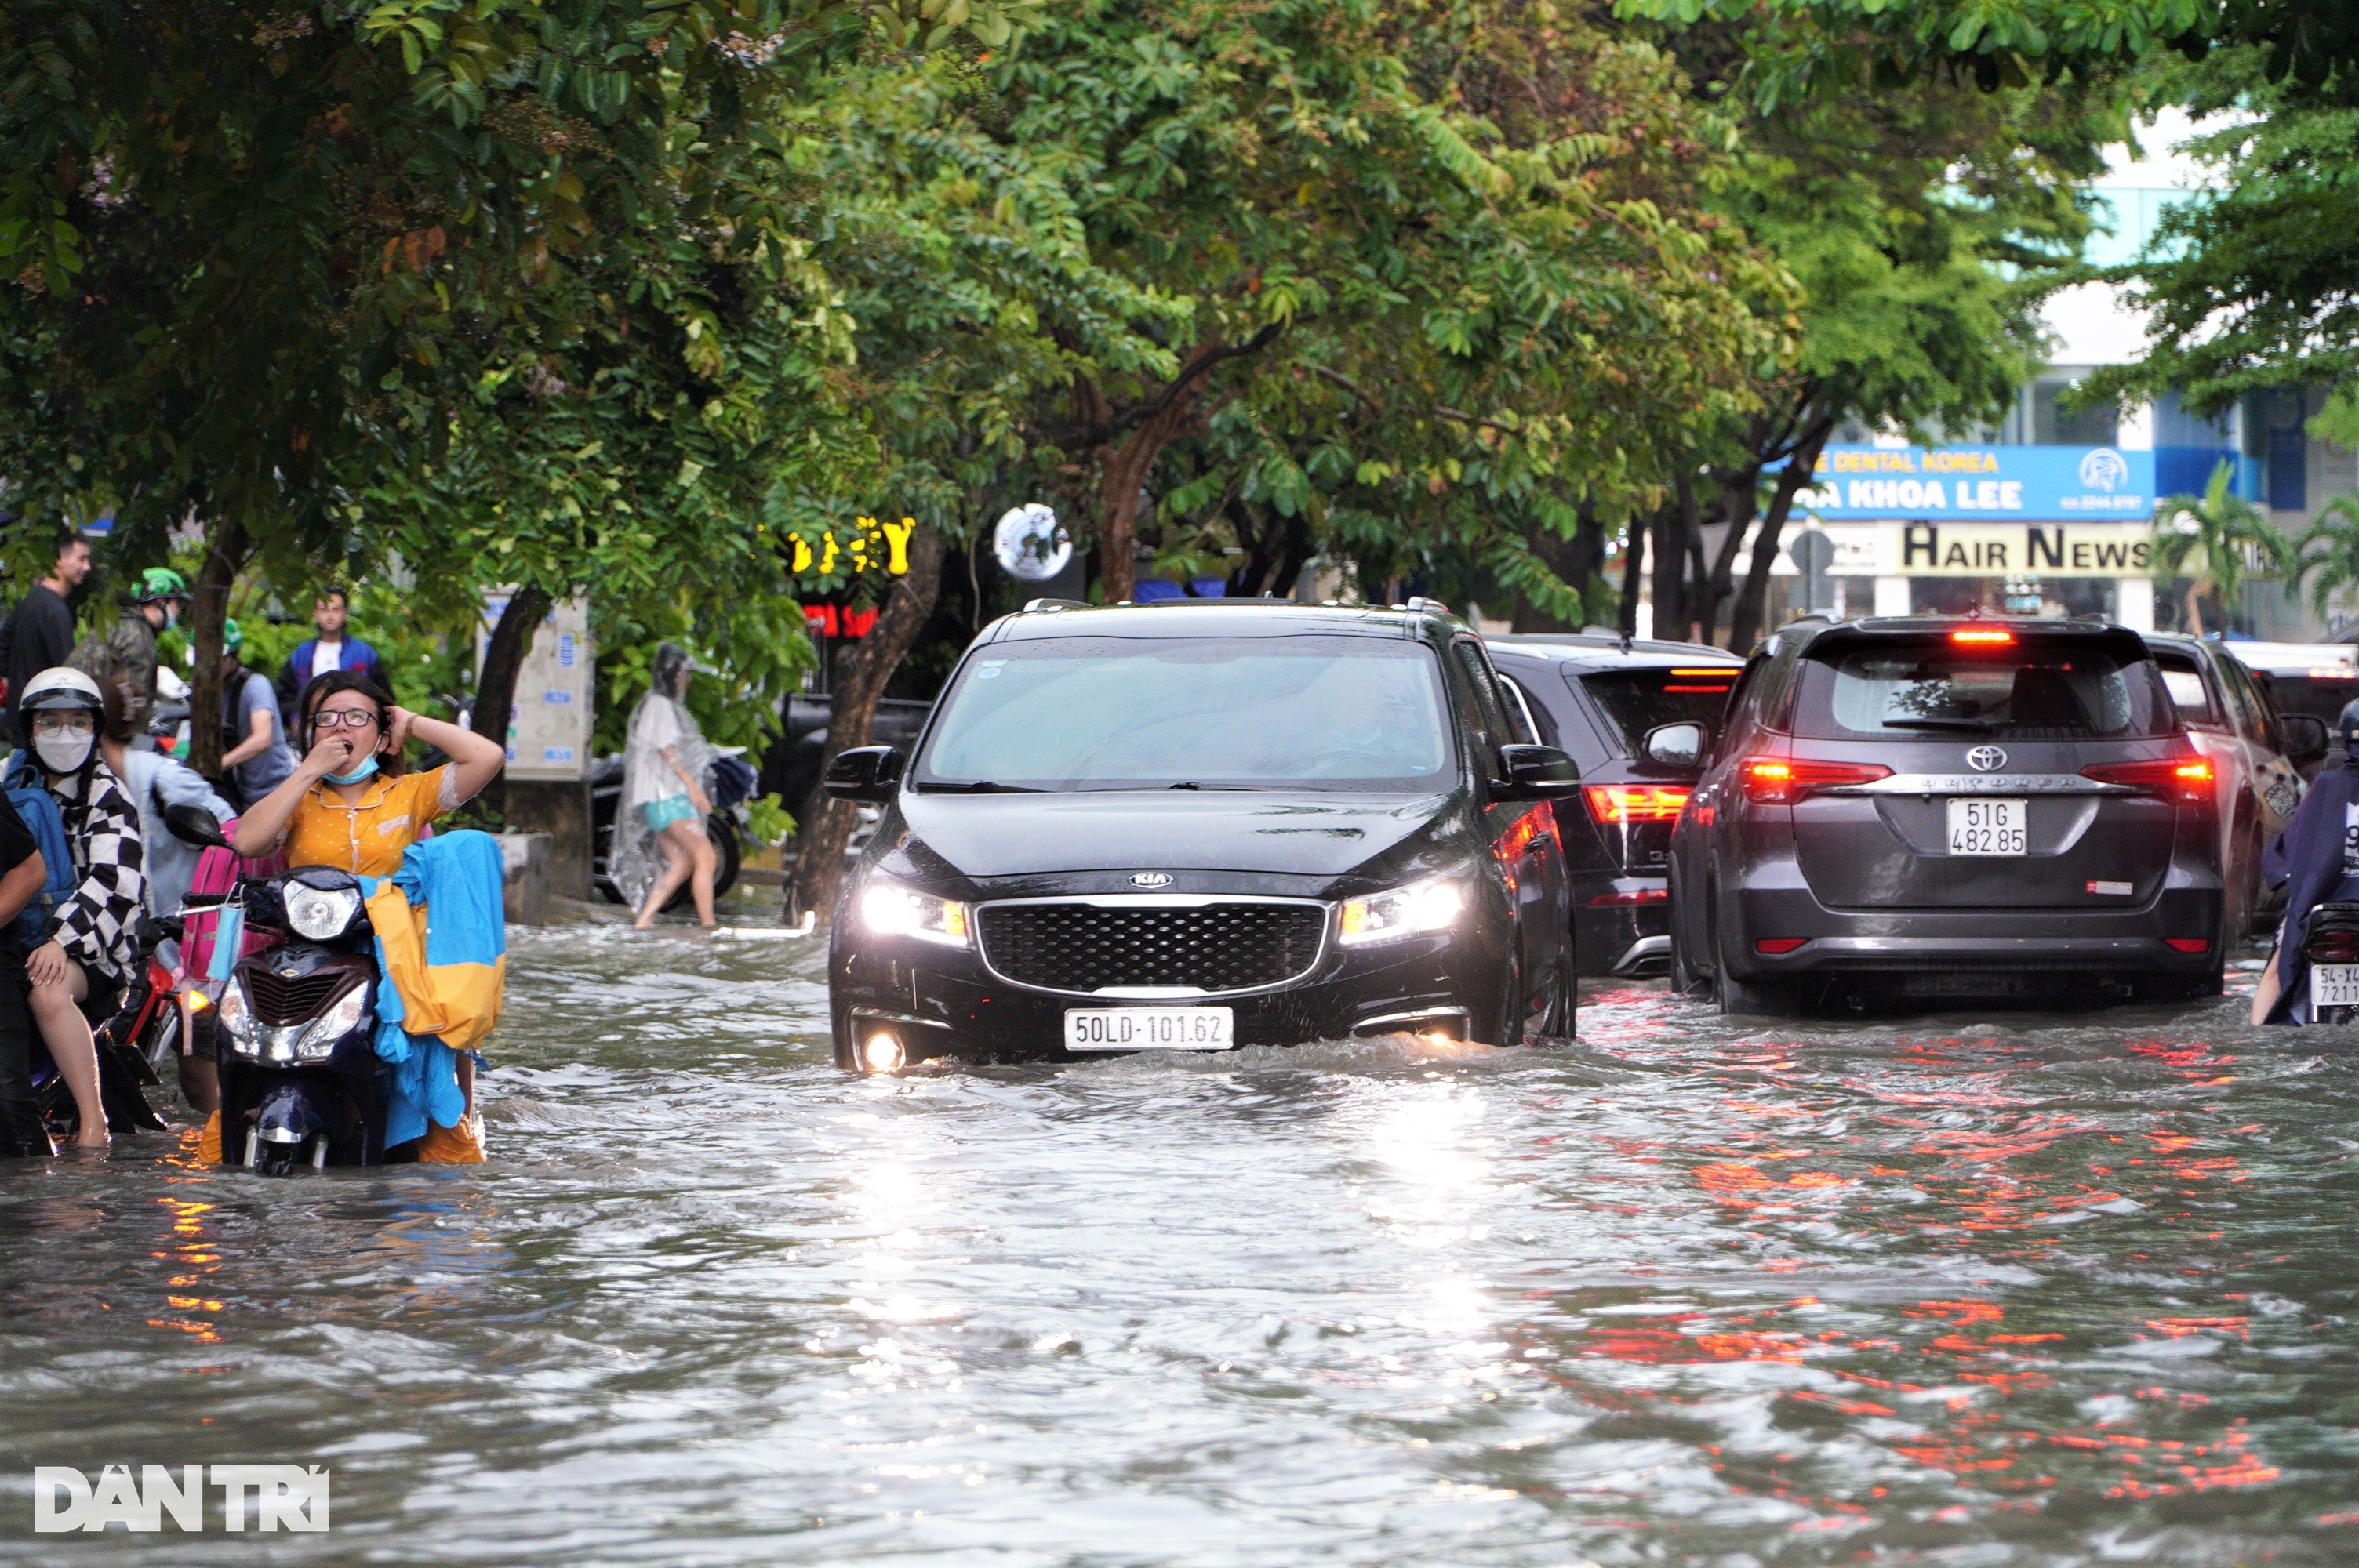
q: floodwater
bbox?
[5,909,2358,1566]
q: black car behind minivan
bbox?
[823,600,1579,1067]
[1665,617,2225,1013]
[1486,635,1744,977]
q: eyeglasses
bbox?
[311,709,380,731]
[31,713,94,736]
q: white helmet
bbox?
[19,666,104,713]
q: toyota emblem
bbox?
[1965,745,2008,773]
[1129,871,1173,889]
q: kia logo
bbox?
[1129,871,1173,889]
[1966,746,2008,772]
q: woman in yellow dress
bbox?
[233,671,507,1146]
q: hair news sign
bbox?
[1794,445,2155,522]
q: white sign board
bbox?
[479,591,592,781]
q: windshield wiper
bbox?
[915,780,1044,793]
[1883,717,1996,732]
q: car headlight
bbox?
[219,979,260,1055]
[285,882,362,942]
[1338,874,1467,946]
[858,877,972,949]
[296,983,370,1061]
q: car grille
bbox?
[243,969,354,1027]
[977,902,1327,993]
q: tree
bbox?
[2292,492,2359,629]
[0,0,1034,773]
[2150,458,2291,634]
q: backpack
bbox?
[1,754,79,952]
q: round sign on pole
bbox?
[993,504,1072,583]
[1786,526,1836,579]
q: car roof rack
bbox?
[1399,595,1452,616]
[1020,597,1090,613]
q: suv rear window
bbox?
[1792,636,2175,741]
[1576,666,1739,750]
[2150,650,2220,727]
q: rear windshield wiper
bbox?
[1882,717,1996,732]
[914,780,1044,793]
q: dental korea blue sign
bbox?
[1794,445,2155,523]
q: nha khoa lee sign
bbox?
[1794,445,2156,523]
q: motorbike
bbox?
[30,912,178,1145]
[2303,902,2359,1025]
[168,808,389,1173]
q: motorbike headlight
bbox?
[1338,874,1467,947]
[296,983,369,1061]
[284,882,362,942]
[219,980,260,1054]
[858,877,972,949]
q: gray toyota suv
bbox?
[1663,617,2226,1014]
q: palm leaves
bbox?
[2148,459,2291,636]
[2294,492,2359,630]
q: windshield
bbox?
[914,634,1456,792]
[1792,637,2176,741]
[1578,666,1739,752]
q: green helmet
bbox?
[136,566,190,604]
[222,618,244,652]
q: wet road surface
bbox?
[5,909,2357,1565]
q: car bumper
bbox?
[1725,884,2225,979]
[1571,876,1673,976]
[829,926,1507,1067]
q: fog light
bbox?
[860,1033,905,1073]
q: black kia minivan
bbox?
[821,599,1579,1068]
[1663,616,2226,1014]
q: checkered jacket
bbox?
[44,762,147,980]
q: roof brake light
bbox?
[1951,629,2016,646]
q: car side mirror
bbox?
[823,746,904,804]
[1494,743,1579,800]
[2281,713,2329,765]
[163,802,231,850]
[1639,721,1707,773]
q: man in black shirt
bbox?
[3,533,93,745]
[0,787,53,1156]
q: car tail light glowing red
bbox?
[2165,938,2209,954]
[1756,938,1808,954]
[1739,756,1892,804]
[1583,785,1690,823]
[1951,628,2015,645]
[1587,888,1670,906]
[2081,755,2215,805]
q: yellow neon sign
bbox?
[787,516,914,577]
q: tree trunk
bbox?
[1726,421,1834,656]
[1655,485,1690,637]
[2184,581,2205,637]
[1618,514,1647,638]
[1510,507,1604,632]
[471,586,551,818]
[1699,466,1761,645]
[187,517,250,781]
[789,525,948,927]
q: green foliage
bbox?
[2081,49,2359,423]
[743,792,797,848]
[2294,493,2359,621]
[2150,458,2292,633]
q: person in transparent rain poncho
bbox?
[615,643,718,928]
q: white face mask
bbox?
[34,730,93,775]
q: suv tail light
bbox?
[1739,757,1892,804]
[2081,755,2215,806]
[1583,785,1691,823]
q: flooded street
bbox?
[6,910,2359,1566]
